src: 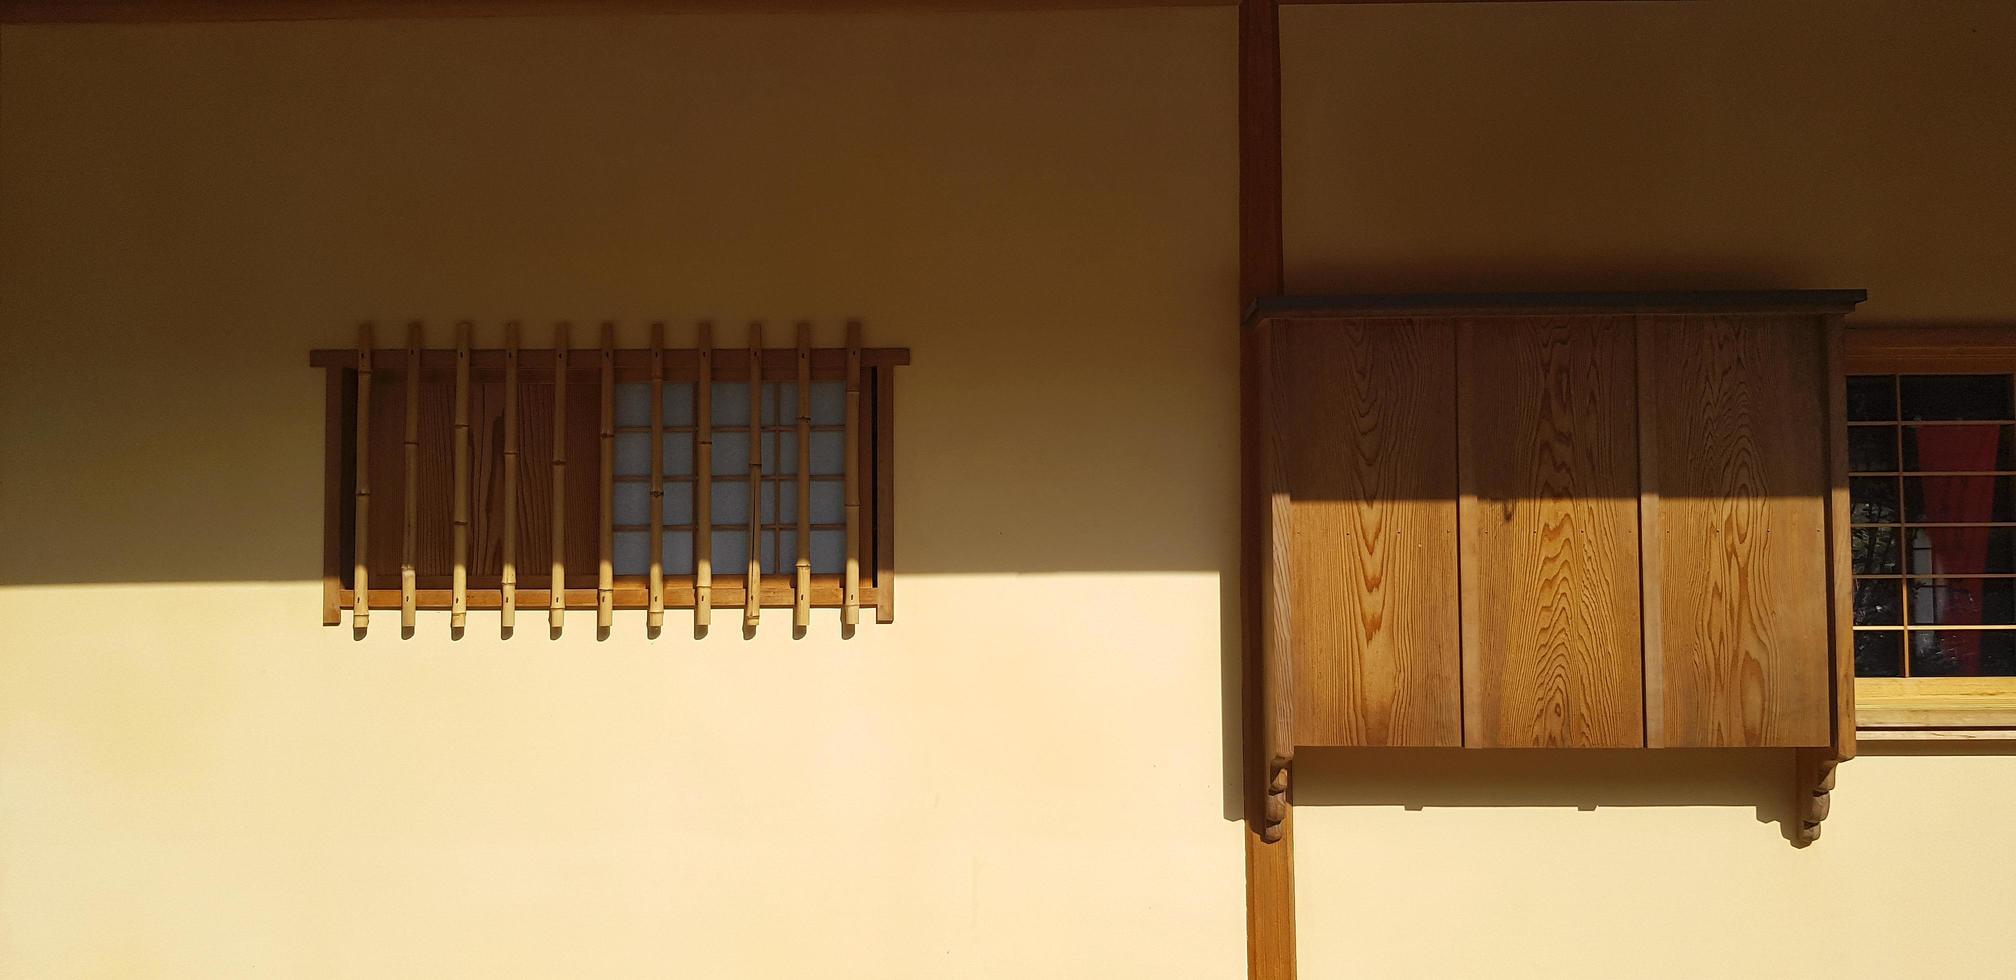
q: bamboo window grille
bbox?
[312,320,906,636]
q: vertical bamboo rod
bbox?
[401,321,420,631]
[452,321,471,630]
[648,322,666,630]
[501,322,520,631]
[746,322,764,628]
[843,321,863,626]
[695,322,714,629]
[794,322,813,629]
[353,323,374,631]
[551,323,570,631]
[597,323,615,631]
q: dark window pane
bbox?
[1855,579,1903,625]
[1855,526,1901,574]
[1899,374,2013,421]
[1847,375,1896,421]
[1850,476,1899,525]
[1906,527,2016,576]
[1904,476,2016,523]
[1903,424,2014,472]
[1909,578,2016,626]
[1849,427,1899,472]
[1853,631,1903,677]
[1910,630,2016,676]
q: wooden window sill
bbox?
[1856,677,2016,730]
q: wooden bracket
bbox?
[1794,749,1838,845]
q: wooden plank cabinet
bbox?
[1248,291,1863,845]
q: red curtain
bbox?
[1914,427,2001,673]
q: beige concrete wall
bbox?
[0,11,1246,978]
[1283,2,2016,977]
[5,2,2015,978]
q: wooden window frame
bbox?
[1847,325,2016,733]
[311,331,907,630]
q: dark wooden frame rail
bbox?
[312,321,907,635]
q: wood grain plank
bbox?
[1277,317,1461,748]
[1462,316,1642,748]
[1650,314,1832,747]
[1636,315,1665,746]
[1822,315,1856,760]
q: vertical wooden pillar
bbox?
[1238,0,1294,976]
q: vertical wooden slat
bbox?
[1823,314,1857,761]
[874,364,896,624]
[501,322,520,631]
[746,322,764,628]
[598,323,615,631]
[551,323,569,631]
[401,321,421,631]
[795,322,813,629]
[353,323,374,631]
[322,367,346,625]
[695,322,714,629]
[451,321,471,630]
[1637,315,1666,747]
[648,322,666,630]
[1256,320,1293,843]
[843,321,863,626]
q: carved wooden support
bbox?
[1795,748,1838,845]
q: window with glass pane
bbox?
[610,380,851,578]
[1848,373,2016,676]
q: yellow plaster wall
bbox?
[0,10,1247,978]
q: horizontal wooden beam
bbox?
[0,0,1670,22]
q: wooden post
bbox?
[1239,1,1294,976]
[648,322,666,630]
[598,322,615,631]
[746,322,764,628]
[401,321,421,631]
[551,323,569,631]
[501,322,520,631]
[843,321,862,627]
[695,322,714,629]
[452,321,471,630]
[795,321,813,630]
[353,323,374,631]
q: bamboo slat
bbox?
[795,322,813,629]
[402,321,421,630]
[598,322,615,631]
[452,321,471,629]
[746,322,763,628]
[353,323,373,631]
[648,322,666,630]
[501,322,520,631]
[551,323,569,631]
[695,322,714,629]
[843,321,862,626]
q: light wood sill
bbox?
[1857,677,2016,733]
